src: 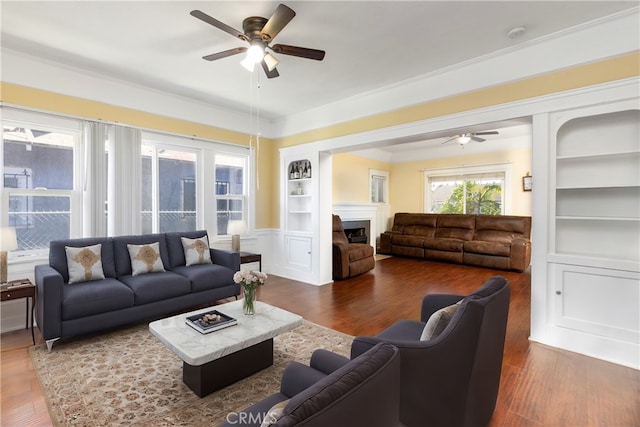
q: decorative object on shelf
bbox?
[233,269,268,315]
[0,227,18,284]
[522,172,532,191]
[289,159,311,180]
[227,220,247,252]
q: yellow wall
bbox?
[2,52,638,229]
[332,153,390,203]
[274,52,639,148]
[388,147,532,217]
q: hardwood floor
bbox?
[1,257,638,426]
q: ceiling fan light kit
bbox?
[458,135,472,144]
[442,131,500,146]
[191,4,325,78]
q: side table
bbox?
[239,251,262,271]
[1,279,36,345]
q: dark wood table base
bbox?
[182,338,274,397]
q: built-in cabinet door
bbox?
[551,263,639,343]
[285,235,312,271]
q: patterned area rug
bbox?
[30,320,353,426]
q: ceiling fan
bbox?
[442,131,499,145]
[190,4,326,79]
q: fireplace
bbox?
[342,220,370,245]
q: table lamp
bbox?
[0,227,18,284]
[227,220,246,252]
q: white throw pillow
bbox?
[260,399,289,427]
[65,244,106,284]
[181,236,212,266]
[420,300,463,341]
[127,242,165,276]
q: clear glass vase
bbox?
[243,286,256,315]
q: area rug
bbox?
[30,320,353,426]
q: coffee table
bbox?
[149,300,303,397]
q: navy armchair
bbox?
[220,342,401,427]
[351,276,510,427]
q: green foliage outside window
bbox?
[440,181,502,215]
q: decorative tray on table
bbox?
[185,310,237,334]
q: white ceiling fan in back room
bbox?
[190,3,326,78]
[442,131,500,146]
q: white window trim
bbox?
[369,169,389,204]
[1,108,253,250]
[2,109,83,256]
[214,151,250,239]
[423,163,512,215]
[142,130,252,239]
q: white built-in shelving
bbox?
[286,160,313,233]
[547,103,639,368]
[553,108,640,267]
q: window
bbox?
[425,164,512,215]
[2,119,81,251]
[215,154,246,235]
[141,144,197,233]
[2,108,253,248]
[370,169,388,203]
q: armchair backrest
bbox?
[332,214,349,245]
[460,276,511,426]
[277,342,400,427]
[353,276,510,427]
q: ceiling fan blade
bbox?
[261,4,296,42]
[441,136,459,145]
[271,44,325,61]
[191,10,247,41]
[202,47,247,61]
[474,131,499,136]
[261,61,280,79]
[471,136,486,142]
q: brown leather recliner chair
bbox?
[332,214,375,280]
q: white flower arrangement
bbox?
[233,270,268,290]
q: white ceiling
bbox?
[2,0,637,124]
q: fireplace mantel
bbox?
[333,203,390,253]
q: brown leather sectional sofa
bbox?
[379,213,531,272]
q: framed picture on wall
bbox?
[522,174,533,191]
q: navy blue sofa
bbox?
[35,230,240,350]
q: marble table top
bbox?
[149,300,303,366]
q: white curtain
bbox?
[108,125,141,235]
[82,122,108,237]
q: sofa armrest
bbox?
[34,264,64,341]
[510,237,531,272]
[421,294,464,322]
[332,243,350,280]
[378,231,393,254]
[209,248,240,271]
[280,361,327,397]
[310,349,351,375]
